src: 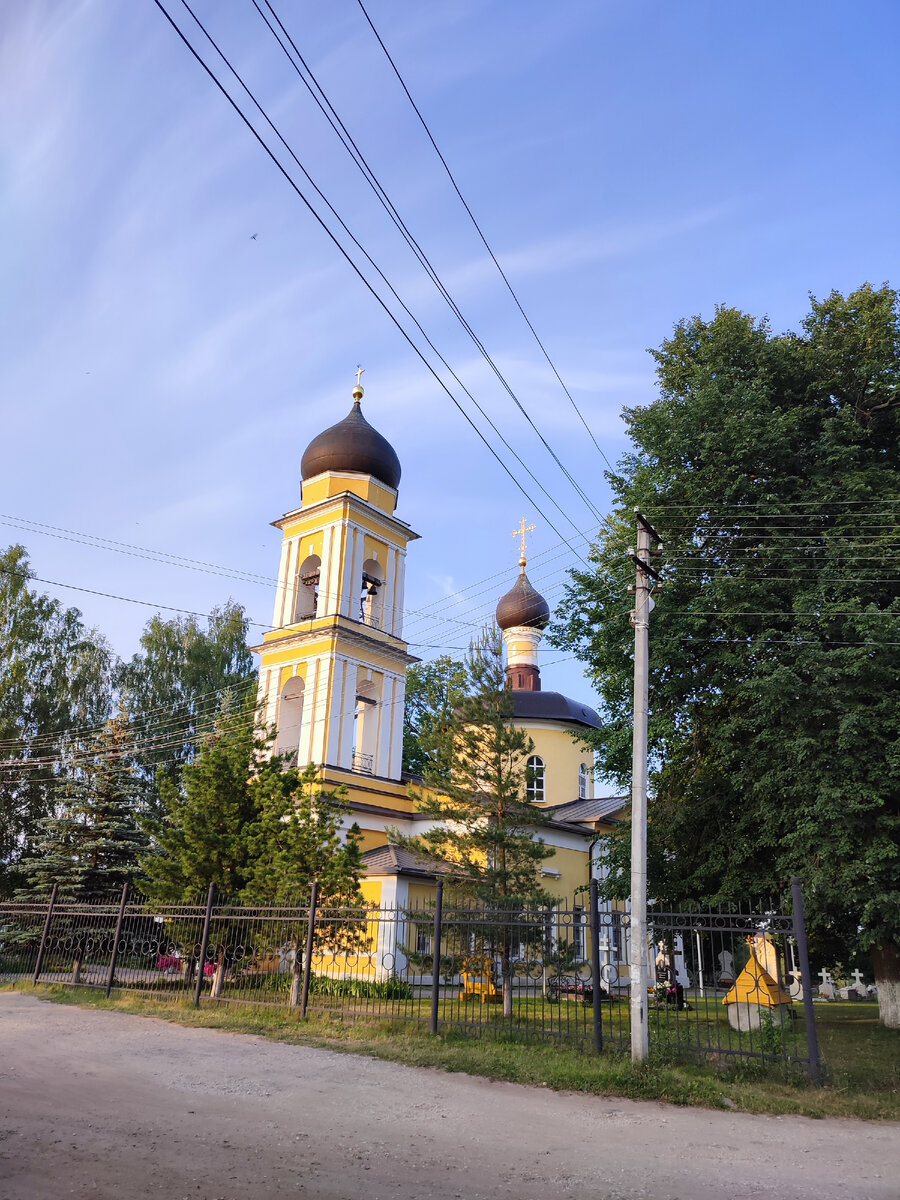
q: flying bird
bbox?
[250,233,258,240]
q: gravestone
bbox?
[717,949,735,986]
[787,969,804,1002]
[817,968,835,1000]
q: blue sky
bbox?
[2,0,898,704]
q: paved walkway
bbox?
[0,991,896,1200]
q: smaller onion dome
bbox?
[300,384,401,490]
[496,567,550,631]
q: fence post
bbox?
[194,882,216,1009]
[105,883,130,998]
[589,879,603,1053]
[299,878,319,1019]
[790,876,822,1085]
[32,882,59,987]
[430,879,444,1035]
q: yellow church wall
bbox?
[522,723,593,808]
[353,828,390,853]
[300,473,397,515]
[539,843,591,900]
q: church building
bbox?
[252,378,624,926]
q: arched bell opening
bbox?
[293,554,321,622]
[351,677,380,774]
[276,676,305,759]
[360,557,384,628]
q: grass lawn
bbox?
[5,983,898,1121]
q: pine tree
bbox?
[17,712,146,900]
[396,628,557,1014]
[242,763,365,1005]
[16,712,147,982]
[139,693,259,902]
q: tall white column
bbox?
[388,674,405,781]
[274,539,291,628]
[391,548,406,638]
[325,654,345,767]
[317,526,334,618]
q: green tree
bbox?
[396,627,557,1015]
[16,712,147,981]
[139,691,260,902]
[551,283,900,1025]
[402,655,468,780]
[0,545,114,894]
[118,602,255,816]
[242,763,365,1004]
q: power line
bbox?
[352,0,613,474]
[158,0,591,562]
[251,0,607,524]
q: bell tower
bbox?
[254,375,418,782]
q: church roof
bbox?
[547,795,625,823]
[301,394,401,490]
[495,568,550,630]
[511,689,601,729]
[362,844,454,878]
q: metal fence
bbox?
[0,880,820,1078]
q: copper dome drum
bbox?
[300,400,401,490]
[495,570,550,630]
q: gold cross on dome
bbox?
[355,365,365,388]
[512,517,535,563]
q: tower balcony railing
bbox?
[351,751,374,775]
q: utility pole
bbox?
[628,509,662,1062]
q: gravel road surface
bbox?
[0,992,897,1200]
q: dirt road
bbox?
[0,992,896,1200]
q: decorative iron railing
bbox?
[351,751,374,775]
[0,885,821,1078]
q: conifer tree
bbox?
[396,628,557,1014]
[140,692,259,901]
[17,712,146,900]
[16,712,147,982]
[242,763,365,1005]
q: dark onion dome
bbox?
[300,391,401,489]
[495,568,551,630]
[511,690,601,729]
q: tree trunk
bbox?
[209,949,226,999]
[871,944,900,1028]
[71,952,82,985]
[289,945,302,1008]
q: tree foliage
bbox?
[0,545,114,892]
[550,284,900,1004]
[397,629,556,908]
[241,763,363,907]
[15,712,147,900]
[139,691,261,901]
[402,655,468,780]
[117,601,255,815]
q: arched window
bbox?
[276,676,304,759]
[360,557,384,627]
[526,755,545,804]
[293,554,321,622]
[578,763,588,800]
[352,678,379,774]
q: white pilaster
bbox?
[391,548,406,638]
[317,525,334,618]
[274,539,291,628]
[325,654,345,766]
[339,659,356,769]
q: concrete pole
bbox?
[628,510,661,1062]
